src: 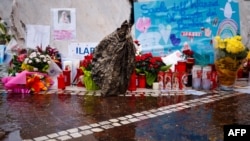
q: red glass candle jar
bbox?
[128,70,137,91]
[63,68,71,86]
[177,60,187,72]
[138,73,146,88]
[57,73,65,90]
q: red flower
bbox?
[26,73,52,93]
[134,40,140,46]
[80,54,93,71]
[182,49,194,58]
[17,54,27,62]
[136,53,165,74]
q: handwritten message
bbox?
[134,0,240,65]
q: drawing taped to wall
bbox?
[134,0,240,65]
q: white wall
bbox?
[0,0,250,58]
[0,0,132,57]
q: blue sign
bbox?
[134,0,240,65]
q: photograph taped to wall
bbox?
[51,8,76,40]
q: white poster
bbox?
[51,8,76,40]
[26,25,50,49]
[68,42,97,59]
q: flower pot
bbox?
[214,55,241,91]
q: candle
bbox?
[57,73,65,90]
[192,65,202,89]
[202,66,212,90]
[128,70,137,91]
[138,73,146,88]
[153,82,159,90]
[177,60,187,72]
[62,61,72,86]
[63,69,71,86]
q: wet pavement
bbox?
[0,82,250,141]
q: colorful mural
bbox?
[134,0,240,65]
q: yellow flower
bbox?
[214,35,246,54]
[218,40,226,49]
[247,51,250,59]
[214,35,248,61]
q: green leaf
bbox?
[135,68,142,74]
[145,71,157,86]
[160,65,172,71]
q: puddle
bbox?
[0,123,22,141]
[2,130,22,141]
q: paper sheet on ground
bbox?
[234,86,250,94]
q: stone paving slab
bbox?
[0,82,250,140]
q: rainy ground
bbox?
[0,81,250,141]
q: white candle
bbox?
[153,82,159,90]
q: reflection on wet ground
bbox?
[0,85,250,141]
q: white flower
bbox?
[28,59,33,64]
[33,67,38,71]
[29,52,37,58]
[35,58,41,63]
[24,58,29,64]
[47,61,51,64]
[40,55,45,58]
[46,54,50,58]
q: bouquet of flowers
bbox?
[39,45,62,69]
[213,35,249,90]
[135,52,171,86]
[79,54,99,90]
[2,70,54,94]
[26,73,53,93]
[21,50,52,72]
[182,49,194,59]
[80,53,93,71]
[8,48,28,76]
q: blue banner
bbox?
[134,0,240,65]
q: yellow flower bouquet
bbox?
[213,35,248,90]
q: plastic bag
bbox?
[83,70,99,91]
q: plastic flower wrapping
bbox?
[2,45,62,94]
[79,54,99,90]
[135,52,171,86]
[8,48,28,76]
[1,71,54,94]
[26,73,54,93]
[21,50,51,72]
